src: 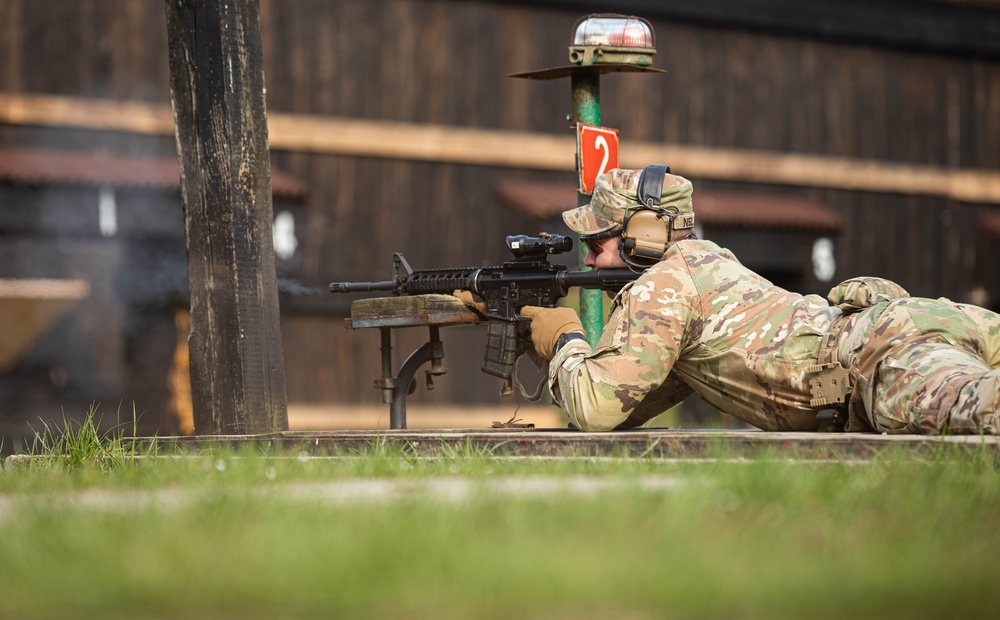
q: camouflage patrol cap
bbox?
[563,168,696,236]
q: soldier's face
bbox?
[583,234,627,269]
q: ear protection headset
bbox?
[619,163,677,270]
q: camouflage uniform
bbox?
[835,295,1000,433]
[551,168,1000,434]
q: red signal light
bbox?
[569,14,656,67]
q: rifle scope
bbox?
[506,234,573,258]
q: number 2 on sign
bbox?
[594,135,610,179]
[577,124,619,194]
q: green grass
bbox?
[24,403,157,473]
[1,423,999,619]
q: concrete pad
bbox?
[152,427,1000,460]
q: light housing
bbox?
[568,14,655,67]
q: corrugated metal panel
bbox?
[0,146,308,200]
[695,192,843,232]
[496,180,843,232]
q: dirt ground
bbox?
[287,403,564,431]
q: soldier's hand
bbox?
[453,289,487,315]
[519,306,584,360]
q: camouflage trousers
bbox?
[840,298,1000,434]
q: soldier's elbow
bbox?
[557,369,633,432]
[567,403,629,432]
[573,417,620,432]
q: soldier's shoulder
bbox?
[670,239,742,265]
[634,240,743,289]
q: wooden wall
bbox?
[1,0,999,421]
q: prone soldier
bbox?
[486,165,1000,434]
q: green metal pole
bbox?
[571,68,603,346]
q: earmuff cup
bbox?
[619,163,674,266]
[621,209,672,261]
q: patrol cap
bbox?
[563,168,696,236]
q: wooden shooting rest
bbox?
[346,294,483,429]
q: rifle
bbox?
[329,233,638,394]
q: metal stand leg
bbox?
[378,328,394,404]
[375,326,448,430]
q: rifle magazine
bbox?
[482,321,519,381]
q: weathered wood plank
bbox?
[0,279,90,372]
[164,0,287,435]
[347,294,483,329]
[529,0,1000,59]
[3,92,1000,203]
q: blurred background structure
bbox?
[1,0,999,444]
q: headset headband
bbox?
[636,164,671,209]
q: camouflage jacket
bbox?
[549,238,846,431]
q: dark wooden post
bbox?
[164,0,288,434]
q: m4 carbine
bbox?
[329,233,638,394]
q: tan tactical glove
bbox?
[519,306,584,360]
[453,289,487,315]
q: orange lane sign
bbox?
[577,123,620,195]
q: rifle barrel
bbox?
[328,280,396,293]
[562,269,638,292]
[330,268,636,295]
